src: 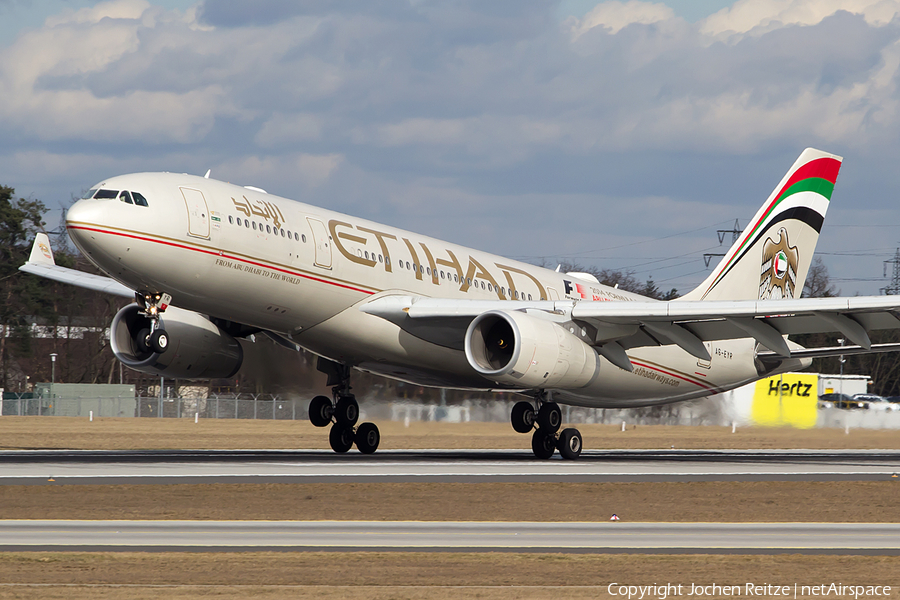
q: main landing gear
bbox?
[308,360,380,455]
[510,392,582,460]
[135,292,172,354]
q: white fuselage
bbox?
[66,172,786,408]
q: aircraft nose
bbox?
[65,199,103,253]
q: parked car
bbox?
[856,394,900,412]
[818,393,867,409]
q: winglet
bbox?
[28,233,56,266]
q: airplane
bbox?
[20,148,900,459]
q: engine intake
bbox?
[111,304,243,379]
[464,310,601,389]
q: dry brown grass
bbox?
[1,481,898,522]
[1,417,898,450]
[0,552,898,599]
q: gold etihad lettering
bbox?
[358,226,397,272]
[330,220,376,267]
[328,219,546,298]
[232,196,285,229]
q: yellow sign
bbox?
[751,373,818,429]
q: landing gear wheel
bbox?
[148,329,169,354]
[355,422,380,454]
[136,328,152,354]
[308,395,334,428]
[557,428,583,460]
[537,402,562,433]
[334,396,359,426]
[329,424,354,453]
[531,429,556,459]
[511,401,536,433]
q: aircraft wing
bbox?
[18,233,134,298]
[361,294,900,365]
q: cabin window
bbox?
[132,192,149,207]
[481,281,485,290]
[299,234,304,242]
[385,257,390,266]
[467,278,472,286]
[454,274,458,283]
[253,222,257,230]
[280,229,285,237]
[266,225,271,234]
[378,254,383,263]
[440,271,445,279]
[426,267,431,276]
[528,294,533,300]
[228,216,234,225]
[245,220,250,228]
[501,287,506,296]
[487,283,491,291]
[420,265,425,274]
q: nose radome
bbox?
[65,199,105,255]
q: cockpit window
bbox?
[93,189,118,199]
[119,191,134,204]
[82,189,98,199]
[132,192,149,207]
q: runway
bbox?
[1,521,898,554]
[1,449,898,485]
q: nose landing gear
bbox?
[137,292,172,354]
[511,392,582,460]
[308,359,380,455]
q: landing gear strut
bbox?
[308,358,380,455]
[511,392,582,460]
[136,292,172,354]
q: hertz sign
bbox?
[750,373,819,429]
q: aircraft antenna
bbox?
[881,247,900,295]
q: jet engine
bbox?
[464,310,601,389]
[110,304,243,379]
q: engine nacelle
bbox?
[110,304,243,379]
[464,310,601,389]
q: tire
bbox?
[557,428,583,460]
[136,328,152,354]
[355,422,380,454]
[149,329,169,353]
[510,401,535,434]
[537,402,561,433]
[308,395,333,427]
[334,396,359,426]
[531,429,556,459]
[329,424,354,453]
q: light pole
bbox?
[49,353,58,415]
[49,353,57,392]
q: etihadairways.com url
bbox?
[607,583,893,599]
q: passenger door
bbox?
[307,218,332,269]
[180,188,210,239]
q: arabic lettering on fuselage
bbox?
[232,196,286,229]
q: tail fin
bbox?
[681,148,842,302]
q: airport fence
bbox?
[4,393,900,428]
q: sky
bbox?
[3,0,900,296]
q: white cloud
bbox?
[572,0,675,37]
[701,0,900,37]
[44,0,150,27]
